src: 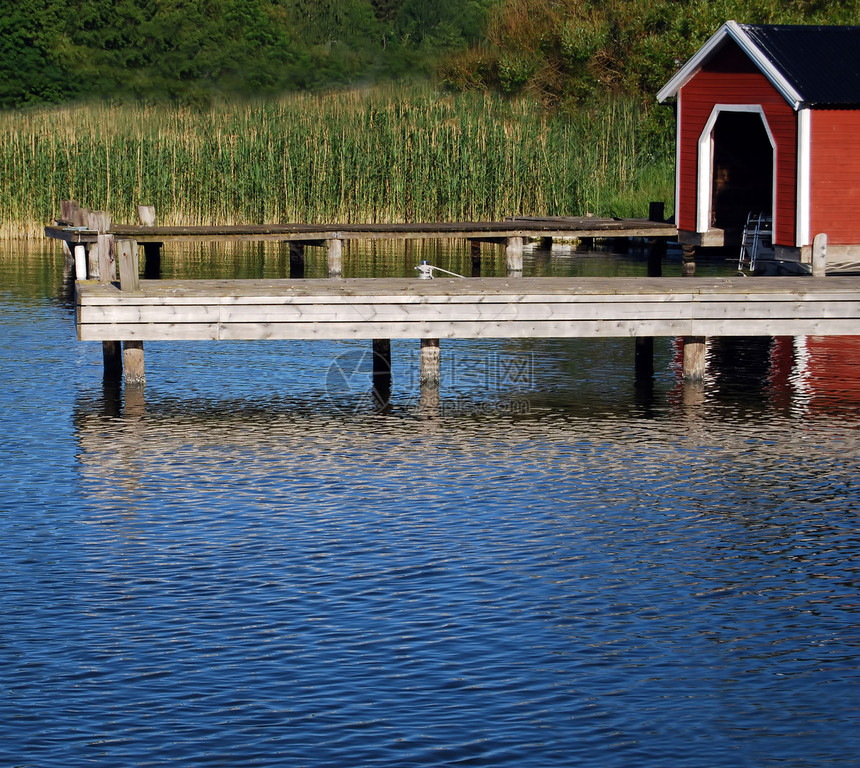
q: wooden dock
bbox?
[47,203,860,392]
[75,275,860,385]
[76,276,860,341]
[46,209,677,276]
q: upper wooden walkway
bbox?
[47,216,677,245]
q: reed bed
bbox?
[0,86,672,238]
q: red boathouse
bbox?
[657,21,860,266]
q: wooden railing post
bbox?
[116,238,144,384]
[117,239,140,293]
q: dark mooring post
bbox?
[143,243,163,279]
[372,339,392,410]
[470,240,481,276]
[289,243,305,279]
[635,203,667,382]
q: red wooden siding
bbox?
[676,41,797,246]
[810,110,860,245]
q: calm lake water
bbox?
[1,240,858,768]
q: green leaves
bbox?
[0,0,499,107]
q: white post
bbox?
[812,233,827,277]
[74,244,87,280]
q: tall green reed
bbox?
[0,85,672,238]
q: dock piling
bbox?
[470,240,481,276]
[682,336,707,381]
[289,243,305,279]
[505,237,524,274]
[327,239,343,277]
[420,339,441,386]
[123,341,145,385]
[372,339,392,410]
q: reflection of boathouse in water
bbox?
[658,21,860,271]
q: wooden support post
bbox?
[74,244,87,280]
[327,239,343,277]
[123,341,145,385]
[505,236,524,274]
[812,233,827,277]
[647,239,665,277]
[102,340,123,382]
[682,336,707,381]
[647,202,666,278]
[680,238,704,380]
[540,237,553,250]
[116,239,143,383]
[420,338,441,386]
[470,240,481,277]
[579,237,594,251]
[142,243,162,279]
[635,337,654,380]
[117,239,140,292]
[648,201,665,223]
[635,203,667,385]
[289,243,305,279]
[372,339,392,410]
[681,243,696,277]
[97,234,121,379]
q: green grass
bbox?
[0,85,673,238]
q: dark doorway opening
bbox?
[711,111,773,243]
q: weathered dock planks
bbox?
[76,276,860,343]
[48,217,677,245]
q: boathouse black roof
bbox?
[742,24,860,106]
[658,21,860,108]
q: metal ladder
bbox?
[738,212,773,273]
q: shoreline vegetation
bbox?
[0,86,672,240]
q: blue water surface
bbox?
[1,242,858,768]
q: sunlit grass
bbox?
[0,85,672,238]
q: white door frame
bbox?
[697,104,777,234]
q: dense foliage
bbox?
[0,0,496,107]
[439,0,860,104]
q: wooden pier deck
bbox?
[47,213,677,277]
[77,276,860,342]
[48,216,677,245]
[49,205,860,389]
